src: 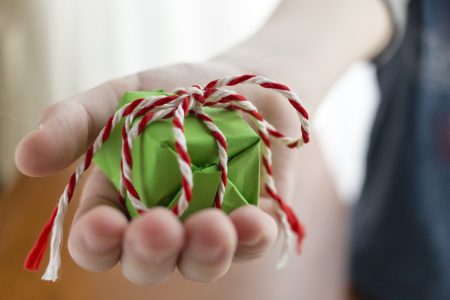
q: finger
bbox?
[14,61,243,177]
[68,168,127,272]
[236,88,299,200]
[15,74,141,177]
[121,208,184,286]
[74,167,126,220]
[229,205,277,261]
[68,205,127,272]
[177,209,237,282]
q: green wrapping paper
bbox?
[94,91,261,220]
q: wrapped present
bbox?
[24,74,310,282]
[94,91,261,220]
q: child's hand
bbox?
[15,62,301,285]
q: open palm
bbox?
[16,62,302,285]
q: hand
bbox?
[15,61,301,285]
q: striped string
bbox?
[24,74,310,281]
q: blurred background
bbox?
[0,0,379,299]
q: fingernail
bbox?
[133,236,175,263]
[240,235,263,248]
[189,238,223,262]
[83,232,118,254]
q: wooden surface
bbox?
[0,140,363,300]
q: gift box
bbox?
[94,91,261,219]
[24,74,309,282]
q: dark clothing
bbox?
[351,1,450,299]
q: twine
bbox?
[24,74,310,281]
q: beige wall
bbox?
[0,1,50,186]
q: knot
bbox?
[188,84,206,104]
[174,85,206,106]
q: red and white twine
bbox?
[24,74,310,281]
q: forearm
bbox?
[214,0,392,109]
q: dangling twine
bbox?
[24,74,310,281]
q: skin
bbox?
[14,0,392,286]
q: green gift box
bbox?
[94,91,261,220]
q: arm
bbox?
[16,0,392,285]
[216,0,392,108]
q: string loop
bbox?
[24,74,310,281]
